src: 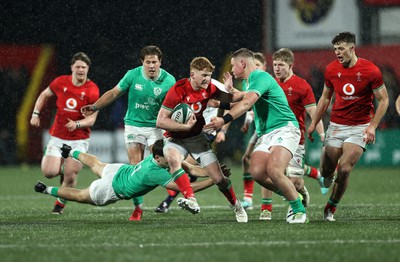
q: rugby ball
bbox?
[171,103,193,124]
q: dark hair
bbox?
[231,48,254,59]
[152,139,164,158]
[140,45,163,61]
[71,52,91,66]
[331,32,356,45]
[253,52,266,65]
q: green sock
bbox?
[289,197,306,214]
[47,187,59,197]
[261,198,272,205]
[328,197,339,207]
[243,172,252,180]
[304,166,311,176]
[132,196,143,206]
[72,151,81,160]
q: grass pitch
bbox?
[1,165,399,262]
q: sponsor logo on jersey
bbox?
[65,98,78,112]
[341,83,359,100]
[153,87,162,96]
[135,103,150,110]
[191,102,202,113]
[135,84,143,91]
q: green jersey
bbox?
[118,66,176,127]
[246,70,298,136]
[112,155,178,199]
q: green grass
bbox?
[1,165,399,262]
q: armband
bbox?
[219,101,231,110]
[222,113,233,124]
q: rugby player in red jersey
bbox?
[156,57,248,222]
[307,32,389,221]
[30,52,100,214]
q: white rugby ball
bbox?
[171,103,193,124]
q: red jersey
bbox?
[48,75,100,140]
[162,78,221,139]
[325,58,384,125]
[276,74,316,145]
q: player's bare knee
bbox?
[43,171,59,179]
[215,176,229,188]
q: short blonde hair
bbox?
[272,48,294,65]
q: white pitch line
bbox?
[1,239,399,249]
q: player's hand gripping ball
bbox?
[171,103,193,124]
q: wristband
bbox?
[76,121,81,128]
[319,133,325,137]
[222,113,233,124]
[93,105,98,111]
[219,101,231,110]
[219,129,227,134]
[32,111,40,117]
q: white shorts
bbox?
[249,131,258,145]
[89,164,124,206]
[124,125,164,147]
[325,122,368,150]
[253,122,300,157]
[286,144,305,177]
[164,133,218,167]
[44,136,89,157]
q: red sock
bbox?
[243,179,254,199]
[174,173,194,198]
[324,203,337,214]
[167,189,178,197]
[307,166,320,179]
[219,179,237,205]
[261,204,272,212]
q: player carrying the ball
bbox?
[156,57,248,222]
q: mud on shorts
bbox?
[44,136,89,158]
[286,144,305,177]
[325,122,368,150]
[163,133,218,167]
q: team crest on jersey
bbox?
[80,92,86,100]
[288,87,293,96]
[202,91,207,99]
[135,84,143,91]
[337,72,341,78]
[153,87,162,96]
[63,87,67,92]
[356,72,362,82]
